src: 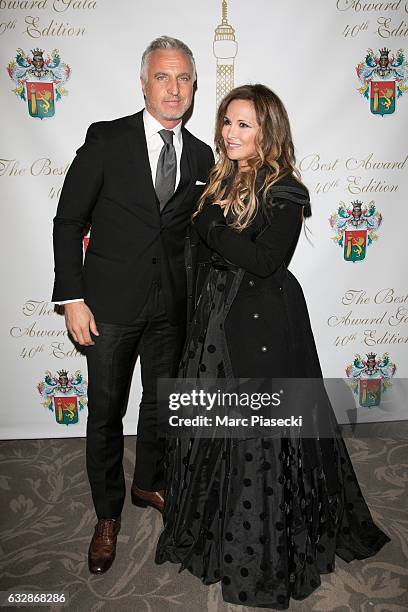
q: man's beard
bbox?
[160,106,187,121]
[148,98,190,122]
[162,112,184,120]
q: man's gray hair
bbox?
[140,35,196,82]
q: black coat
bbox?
[187,174,322,379]
[181,173,340,482]
[52,110,214,325]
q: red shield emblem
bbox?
[370,81,395,115]
[25,82,55,119]
[52,396,79,425]
[344,229,367,261]
[359,379,381,407]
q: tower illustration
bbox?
[213,0,238,107]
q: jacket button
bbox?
[261,345,268,352]
[253,313,259,319]
[152,257,157,264]
[248,280,255,287]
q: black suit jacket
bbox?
[52,110,215,325]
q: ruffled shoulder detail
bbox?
[264,175,312,218]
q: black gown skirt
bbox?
[155,261,391,610]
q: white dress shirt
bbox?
[56,109,183,306]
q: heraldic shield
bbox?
[346,352,396,409]
[344,229,367,261]
[370,80,395,115]
[52,395,79,425]
[359,379,382,408]
[26,81,55,119]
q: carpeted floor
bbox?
[0,435,407,612]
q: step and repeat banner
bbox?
[1,0,407,438]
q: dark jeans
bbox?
[84,282,185,519]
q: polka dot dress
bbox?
[155,262,391,609]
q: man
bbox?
[52,36,214,574]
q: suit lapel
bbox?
[125,111,160,222]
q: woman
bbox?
[155,85,390,609]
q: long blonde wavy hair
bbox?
[193,84,305,232]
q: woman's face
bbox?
[221,99,259,169]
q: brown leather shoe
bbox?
[131,485,164,513]
[88,517,121,574]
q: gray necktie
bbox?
[155,129,176,211]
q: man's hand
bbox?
[64,302,99,346]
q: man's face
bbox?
[141,49,194,127]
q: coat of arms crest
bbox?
[7,48,70,119]
[346,352,396,408]
[37,369,87,425]
[329,200,382,262]
[356,47,408,115]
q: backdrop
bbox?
[1,0,407,438]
